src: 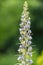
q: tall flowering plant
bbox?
[17,1,33,65]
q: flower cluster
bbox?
[17,1,33,65]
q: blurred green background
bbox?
[0,0,43,65]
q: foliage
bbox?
[37,51,43,65]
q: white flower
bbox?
[20,45,22,48]
[29,17,31,20]
[28,30,31,33]
[19,28,22,31]
[19,22,24,27]
[19,37,22,40]
[21,17,25,22]
[22,61,25,64]
[21,14,25,18]
[26,59,29,62]
[26,59,33,64]
[21,18,23,21]
[26,35,32,40]
[28,36,32,40]
[29,53,32,57]
[18,49,21,52]
[29,36,32,39]
[28,46,32,51]
[19,28,25,31]
[20,45,26,48]
[17,56,21,60]
[17,55,24,60]
[19,64,22,65]
[26,52,32,57]
[29,59,33,64]
[19,36,23,41]
[27,41,32,45]
[26,20,31,24]
[24,25,30,29]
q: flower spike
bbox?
[17,1,33,65]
